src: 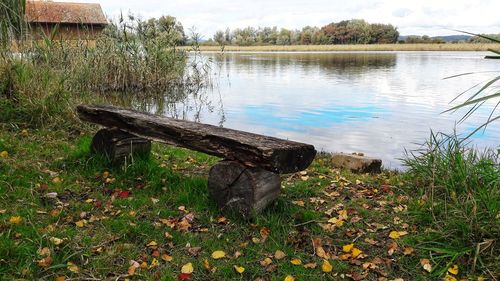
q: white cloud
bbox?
[58,0,500,37]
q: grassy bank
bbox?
[184,43,495,52]
[1,108,498,280]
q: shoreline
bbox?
[182,43,495,52]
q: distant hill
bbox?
[399,35,472,42]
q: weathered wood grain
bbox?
[208,160,281,217]
[91,128,151,164]
[77,104,316,173]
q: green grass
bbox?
[1,124,497,280]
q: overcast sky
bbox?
[64,0,500,38]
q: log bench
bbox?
[77,105,317,217]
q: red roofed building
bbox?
[25,1,108,41]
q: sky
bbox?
[60,0,500,39]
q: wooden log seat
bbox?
[77,104,317,217]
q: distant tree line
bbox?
[210,19,399,46]
[468,34,500,43]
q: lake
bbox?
[140,51,500,169]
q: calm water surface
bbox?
[145,52,500,169]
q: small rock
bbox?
[329,153,382,173]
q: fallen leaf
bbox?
[211,250,226,259]
[322,259,333,273]
[403,247,414,256]
[260,227,270,240]
[147,241,158,247]
[0,151,9,158]
[37,256,53,268]
[274,250,286,260]
[389,231,408,239]
[316,246,330,259]
[343,243,354,253]
[234,265,245,274]
[50,237,64,246]
[260,257,273,266]
[37,247,51,257]
[118,190,131,199]
[420,259,432,273]
[52,177,62,184]
[351,248,362,258]
[162,254,173,262]
[284,275,295,281]
[181,262,194,274]
[149,258,159,269]
[448,265,459,275]
[304,263,317,269]
[55,277,65,281]
[338,209,348,220]
[9,216,22,224]
[444,274,458,281]
[75,220,87,228]
[67,262,79,273]
[187,246,201,256]
[291,258,302,265]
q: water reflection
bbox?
[114,52,499,169]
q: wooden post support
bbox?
[208,160,281,218]
[91,128,152,164]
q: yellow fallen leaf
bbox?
[448,265,459,275]
[0,151,9,158]
[338,209,348,220]
[351,248,362,258]
[342,243,354,253]
[9,216,22,224]
[477,277,485,281]
[444,274,458,281]
[75,220,87,227]
[389,230,407,239]
[146,240,158,247]
[50,237,64,246]
[52,177,62,184]
[274,250,286,260]
[67,262,79,273]
[322,259,333,273]
[290,258,302,265]
[161,254,173,262]
[211,250,226,259]
[234,265,245,274]
[149,258,159,269]
[140,262,148,269]
[260,257,272,266]
[284,275,295,281]
[181,262,194,274]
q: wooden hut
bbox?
[25,1,108,42]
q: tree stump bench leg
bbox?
[208,160,281,218]
[91,128,152,164]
